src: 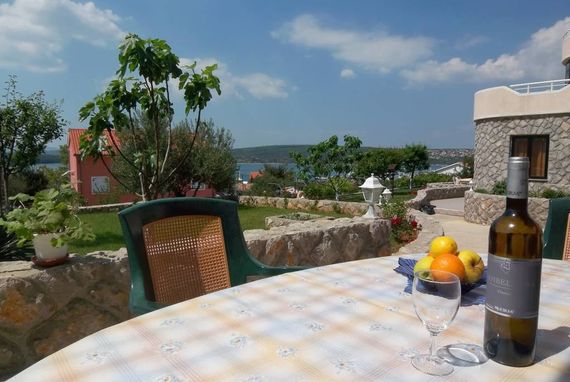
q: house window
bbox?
[510,135,549,179]
[191,181,207,190]
[91,176,110,194]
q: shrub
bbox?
[541,188,570,199]
[0,225,33,261]
[304,182,336,200]
[381,200,421,245]
[491,180,506,195]
[393,172,453,189]
[7,168,49,197]
[303,179,359,200]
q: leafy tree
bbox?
[249,164,295,197]
[165,119,237,196]
[356,148,404,182]
[59,144,69,167]
[401,144,429,189]
[290,135,362,200]
[79,33,221,201]
[0,76,65,212]
[461,155,474,178]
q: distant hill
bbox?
[232,145,311,163]
[37,148,61,164]
[232,145,473,164]
[36,145,474,166]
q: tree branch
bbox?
[154,108,202,191]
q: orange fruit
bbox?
[430,253,466,283]
[429,236,458,258]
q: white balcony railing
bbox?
[509,79,570,94]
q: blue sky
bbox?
[1,0,569,149]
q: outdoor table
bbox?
[9,255,570,381]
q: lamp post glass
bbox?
[359,173,385,218]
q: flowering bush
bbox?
[382,200,421,245]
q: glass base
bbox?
[437,343,488,366]
[411,354,454,376]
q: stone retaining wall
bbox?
[245,217,391,267]
[239,195,368,216]
[407,183,470,210]
[0,251,130,380]
[464,190,550,227]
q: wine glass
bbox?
[412,270,461,376]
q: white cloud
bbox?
[402,17,570,83]
[180,58,289,99]
[340,68,356,79]
[272,14,435,73]
[0,0,125,73]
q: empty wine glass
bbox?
[412,270,461,376]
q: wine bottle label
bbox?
[485,254,541,318]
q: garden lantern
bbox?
[380,188,392,205]
[359,173,385,218]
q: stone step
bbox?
[434,207,464,217]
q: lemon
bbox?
[429,236,458,257]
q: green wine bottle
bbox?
[483,157,543,367]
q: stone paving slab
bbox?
[434,214,490,254]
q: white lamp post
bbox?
[359,173,385,218]
[380,188,392,205]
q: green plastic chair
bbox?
[119,197,307,316]
[543,197,570,261]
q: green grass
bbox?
[69,206,350,255]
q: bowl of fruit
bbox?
[395,236,486,295]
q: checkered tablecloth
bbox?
[10,255,570,381]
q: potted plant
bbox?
[0,184,94,266]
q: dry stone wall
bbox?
[474,114,570,193]
[245,217,391,267]
[406,183,470,210]
[0,251,130,380]
[464,191,550,227]
[239,195,368,216]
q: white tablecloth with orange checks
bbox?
[9,255,570,381]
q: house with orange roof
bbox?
[68,128,216,205]
[68,128,137,205]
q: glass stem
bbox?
[429,332,438,359]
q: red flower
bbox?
[391,216,402,226]
[411,220,418,229]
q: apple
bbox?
[457,250,485,284]
[413,255,434,274]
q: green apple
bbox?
[457,250,485,284]
[414,255,435,274]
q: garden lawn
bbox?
[69,206,350,255]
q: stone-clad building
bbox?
[472,33,570,193]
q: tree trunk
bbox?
[0,164,8,214]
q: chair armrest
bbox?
[130,299,167,316]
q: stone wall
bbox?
[464,190,550,227]
[407,183,470,210]
[245,217,391,267]
[474,114,570,193]
[239,195,368,216]
[0,251,130,380]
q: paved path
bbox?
[430,197,489,254]
[434,214,490,254]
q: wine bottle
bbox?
[483,157,542,366]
